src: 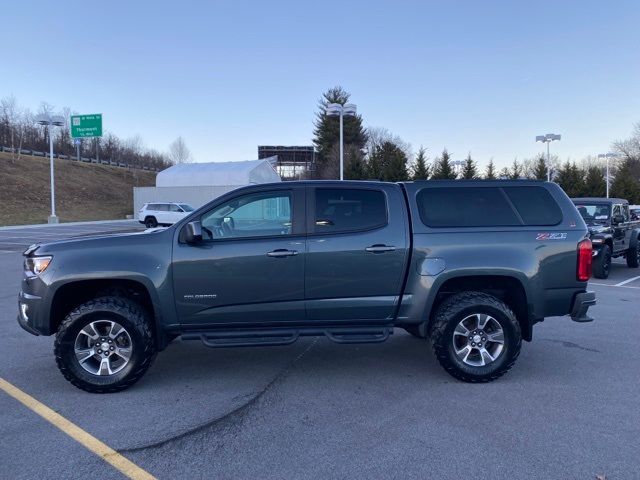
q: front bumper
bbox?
[570,291,596,322]
[17,290,44,336]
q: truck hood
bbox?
[24,227,171,256]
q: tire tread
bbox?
[54,296,156,393]
[429,291,521,383]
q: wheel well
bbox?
[432,275,532,341]
[50,279,155,336]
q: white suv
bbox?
[138,202,195,228]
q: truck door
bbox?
[172,186,306,327]
[305,184,410,322]
[612,204,627,252]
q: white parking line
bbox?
[615,275,640,287]
[590,282,640,289]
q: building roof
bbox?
[156,158,280,187]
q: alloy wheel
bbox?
[74,320,133,376]
[452,313,505,367]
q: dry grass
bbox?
[0,152,156,226]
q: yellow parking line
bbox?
[0,377,156,480]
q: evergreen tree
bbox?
[510,159,523,179]
[484,159,496,179]
[412,146,430,180]
[555,162,585,197]
[367,141,409,181]
[531,153,548,180]
[343,144,367,180]
[431,148,457,179]
[611,158,640,203]
[461,152,478,179]
[498,167,511,179]
[582,166,606,197]
[312,86,367,179]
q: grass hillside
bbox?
[0,152,156,226]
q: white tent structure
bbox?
[133,158,281,213]
[156,159,280,187]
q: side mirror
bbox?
[613,214,625,225]
[184,221,202,243]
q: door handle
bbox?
[365,245,396,253]
[267,249,298,258]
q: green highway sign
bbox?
[70,114,102,138]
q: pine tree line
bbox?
[311,87,640,203]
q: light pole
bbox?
[35,113,65,223]
[598,152,618,198]
[452,160,465,177]
[326,103,357,180]
[535,133,561,181]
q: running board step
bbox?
[181,326,393,348]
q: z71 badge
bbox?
[536,233,567,240]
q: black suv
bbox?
[572,197,640,278]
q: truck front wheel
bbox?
[429,292,521,383]
[54,296,156,393]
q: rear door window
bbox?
[314,188,387,233]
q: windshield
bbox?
[575,204,611,224]
[179,204,194,212]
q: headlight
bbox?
[24,256,52,275]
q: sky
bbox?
[1,0,639,169]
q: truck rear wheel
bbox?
[54,296,156,393]
[593,245,612,278]
[429,292,521,383]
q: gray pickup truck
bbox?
[18,180,596,392]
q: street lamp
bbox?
[597,152,619,198]
[535,133,561,182]
[452,160,465,177]
[35,113,65,223]
[326,103,357,180]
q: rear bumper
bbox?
[570,291,596,322]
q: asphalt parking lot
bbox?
[0,220,145,253]
[0,224,639,479]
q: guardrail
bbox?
[0,145,162,171]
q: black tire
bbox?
[403,324,426,338]
[626,240,640,268]
[429,291,522,383]
[593,245,612,279]
[54,296,156,393]
[144,216,158,228]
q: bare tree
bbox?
[365,127,412,159]
[614,121,640,161]
[168,136,192,164]
[0,95,28,163]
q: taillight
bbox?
[577,238,592,281]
